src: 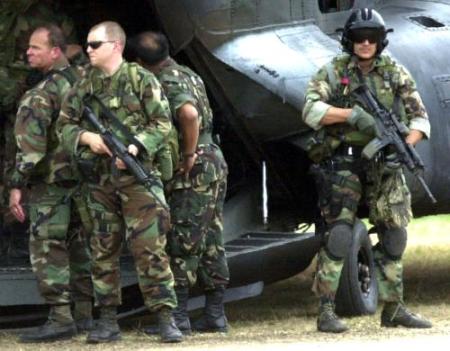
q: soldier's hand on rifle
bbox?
[80,131,113,156]
[405,129,424,146]
[115,144,139,170]
[384,152,402,174]
[9,188,26,223]
[348,105,380,137]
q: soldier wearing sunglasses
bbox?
[57,21,183,344]
[302,8,432,333]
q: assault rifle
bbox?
[82,102,169,211]
[353,85,436,204]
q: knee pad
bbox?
[380,227,407,260]
[325,223,353,260]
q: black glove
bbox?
[348,105,379,137]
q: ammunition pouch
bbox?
[310,158,361,219]
[298,129,342,163]
[155,127,179,182]
[76,157,100,183]
[155,144,174,182]
[296,125,372,163]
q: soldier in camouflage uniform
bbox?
[0,0,78,261]
[57,21,183,344]
[302,8,432,333]
[129,32,230,335]
[9,24,93,343]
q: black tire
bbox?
[335,219,378,316]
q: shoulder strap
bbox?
[44,66,78,121]
[46,66,77,86]
[325,62,338,93]
[128,63,144,100]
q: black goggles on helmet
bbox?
[349,28,383,44]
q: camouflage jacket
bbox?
[10,58,82,188]
[0,0,77,111]
[58,61,173,180]
[302,54,430,138]
[157,59,228,189]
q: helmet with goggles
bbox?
[341,8,393,56]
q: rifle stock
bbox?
[353,85,436,204]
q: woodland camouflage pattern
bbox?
[11,62,83,188]
[28,183,93,304]
[158,59,230,290]
[0,0,77,234]
[58,61,177,310]
[303,53,430,302]
[12,60,92,305]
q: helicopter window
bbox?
[318,0,354,13]
[409,16,445,28]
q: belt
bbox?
[335,144,363,157]
[320,157,367,173]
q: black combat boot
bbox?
[19,304,77,343]
[157,307,184,343]
[381,302,432,328]
[172,287,191,335]
[86,306,121,343]
[317,297,348,333]
[73,300,94,332]
[144,287,191,336]
[191,286,228,333]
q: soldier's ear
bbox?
[50,46,63,59]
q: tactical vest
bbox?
[305,54,407,163]
[85,63,177,181]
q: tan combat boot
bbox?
[317,298,348,333]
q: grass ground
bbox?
[1,214,450,350]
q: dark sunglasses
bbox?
[349,29,382,44]
[85,40,115,50]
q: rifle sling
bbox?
[86,94,146,155]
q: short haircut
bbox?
[128,31,169,66]
[90,21,126,46]
[34,24,67,52]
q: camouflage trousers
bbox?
[167,176,230,290]
[29,183,93,305]
[86,175,176,311]
[312,247,403,302]
[312,156,410,302]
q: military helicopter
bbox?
[1,0,448,326]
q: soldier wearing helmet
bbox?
[302,8,432,333]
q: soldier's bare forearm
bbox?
[319,106,353,125]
